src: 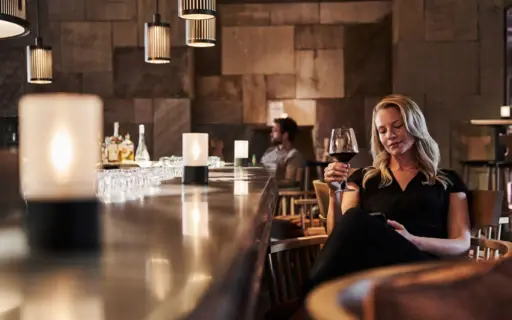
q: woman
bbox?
[307,94,471,291]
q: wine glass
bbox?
[329,128,359,191]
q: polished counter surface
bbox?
[0,166,278,320]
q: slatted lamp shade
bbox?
[27,37,52,84]
[0,0,30,39]
[186,17,215,47]
[144,14,171,64]
[178,0,216,20]
[144,0,171,64]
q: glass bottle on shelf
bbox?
[98,132,105,163]
[120,133,135,162]
[106,122,123,163]
[135,124,150,162]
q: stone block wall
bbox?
[1,0,510,167]
[394,0,509,169]
[193,1,392,161]
[0,0,192,159]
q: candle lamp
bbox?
[19,93,103,252]
[234,140,249,167]
[182,133,209,185]
[501,106,510,119]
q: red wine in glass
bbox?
[329,128,359,191]
[330,152,357,163]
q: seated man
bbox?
[262,117,307,240]
[261,117,305,189]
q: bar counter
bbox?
[0,166,278,320]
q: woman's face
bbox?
[375,107,415,156]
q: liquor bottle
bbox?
[135,124,150,161]
[106,122,123,163]
[252,154,257,166]
[119,133,135,162]
[98,132,105,163]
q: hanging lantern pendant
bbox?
[145,13,171,64]
[179,0,216,20]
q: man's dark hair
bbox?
[274,117,299,142]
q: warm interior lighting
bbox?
[178,0,216,20]
[183,133,208,166]
[19,93,103,252]
[19,94,102,199]
[0,0,30,39]
[145,0,171,64]
[182,133,209,185]
[26,0,52,84]
[234,168,249,196]
[182,187,209,238]
[27,38,52,84]
[186,18,215,48]
[234,140,249,159]
[145,15,171,64]
[501,106,510,118]
[146,257,172,301]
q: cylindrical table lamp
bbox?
[182,133,209,185]
[19,93,103,252]
[234,140,249,167]
[501,106,510,119]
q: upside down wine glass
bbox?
[329,128,359,192]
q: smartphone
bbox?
[369,212,387,224]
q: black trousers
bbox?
[305,207,437,294]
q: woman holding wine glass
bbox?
[305,94,471,293]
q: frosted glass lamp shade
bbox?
[183,133,209,167]
[182,133,209,185]
[19,93,103,200]
[501,106,510,118]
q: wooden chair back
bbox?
[312,180,329,218]
[265,235,328,306]
[468,190,504,229]
[312,168,357,218]
[468,189,504,240]
[469,237,512,260]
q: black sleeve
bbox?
[444,169,469,194]
[347,168,364,189]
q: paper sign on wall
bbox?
[267,101,285,126]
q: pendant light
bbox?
[0,0,30,39]
[26,0,52,84]
[144,0,171,64]
[178,0,216,20]
[186,17,215,48]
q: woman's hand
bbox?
[324,162,350,191]
[387,220,417,245]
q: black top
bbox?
[348,168,468,239]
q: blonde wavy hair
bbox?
[362,94,451,189]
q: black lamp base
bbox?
[25,199,100,253]
[182,166,208,185]
[234,158,249,167]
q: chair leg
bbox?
[487,166,494,190]
[495,167,501,191]
[462,165,469,186]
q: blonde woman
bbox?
[307,94,471,291]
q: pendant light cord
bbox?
[35,0,41,37]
